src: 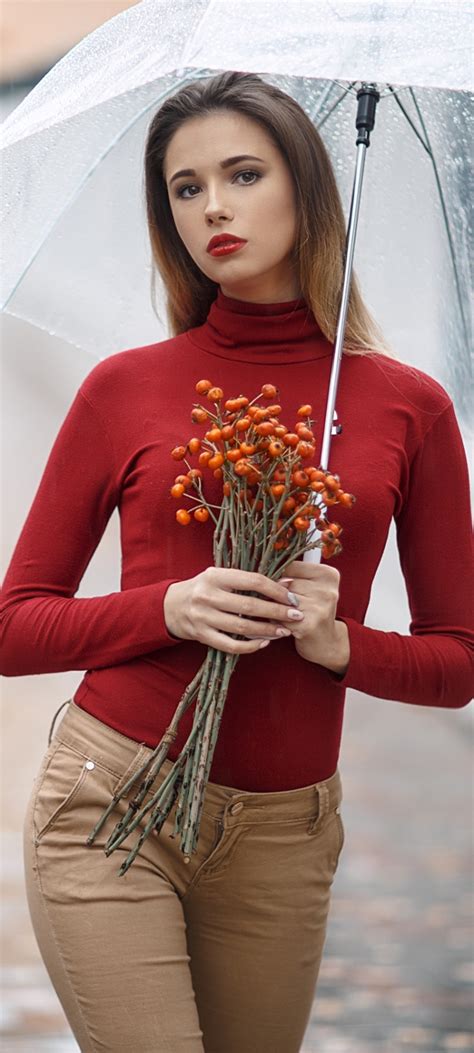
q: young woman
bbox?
[2,71,472,1053]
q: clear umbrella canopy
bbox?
[1,0,472,422]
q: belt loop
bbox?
[47,699,71,747]
[318,782,330,819]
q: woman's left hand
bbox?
[279,560,350,675]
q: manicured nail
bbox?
[280,578,294,586]
[259,639,271,648]
[287,609,304,620]
[275,628,291,637]
[287,591,300,607]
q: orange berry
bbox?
[223,481,232,496]
[226,448,242,463]
[191,407,208,424]
[267,440,285,458]
[271,484,286,497]
[273,425,288,438]
[253,408,268,423]
[188,468,202,480]
[204,428,222,442]
[283,433,299,447]
[235,417,251,432]
[297,404,312,417]
[221,424,235,440]
[282,497,296,514]
[213,467,223,480]
[324,474,340,492]
[208,453,224,470]
[239,442,257,456]
[295,423,314,441]
[261,384,278,399]
[296,441,315,459]
[235,396,249,408]
[310,480,325,492]
[338,492,356,508]
[170,483,185,498]
[207,386,224,402]
[196,379,213,395]
[176,509,191,525]
[194,507,209,522]
[255,422,275,436]
[294,516,310,532]
[174,474,190,487]
[171,445,187,460]
[188,437,201,454]
[234,459,252,477]
[266,404,282,417]
[292,469,309,487]
[198,451,213,468]
[224,398,240,412]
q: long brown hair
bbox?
[144,70,398,359]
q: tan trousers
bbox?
[23,699,345,1053]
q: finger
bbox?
[208,612,294,640]
[221,591,304,625]
[211,567,294,607]
[203,628,275,655]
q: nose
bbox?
[204,188,233,223]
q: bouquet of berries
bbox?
[86,380,355,876]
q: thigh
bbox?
[182,805,344,1053]
[23,739,205,1053]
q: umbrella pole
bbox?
[304,83,381,565]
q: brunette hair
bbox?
[144,70,397,359]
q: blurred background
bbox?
[1,3,472,1051]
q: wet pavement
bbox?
[1,688,472,1052]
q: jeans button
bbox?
[230,802,244,815]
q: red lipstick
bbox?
[207,234,247,256]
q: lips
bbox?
[206,234,247,252]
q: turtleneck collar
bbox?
[186,287,334,364]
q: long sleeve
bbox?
[331,402,474,708]
[0,387,181,675]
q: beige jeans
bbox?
[23,700,345,1053]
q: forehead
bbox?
[164,112,277,169]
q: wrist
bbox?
[326,620,350,676]
[163,581,184,640]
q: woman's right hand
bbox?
[163,566,303,654]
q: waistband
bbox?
[49,700,342,822]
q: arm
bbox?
[0,387,181,675]
[328,402,474,708]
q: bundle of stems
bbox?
[86,380,354,876]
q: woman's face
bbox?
[164,111,302,303]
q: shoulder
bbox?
[351,351,453,422]
[78,334,190,407]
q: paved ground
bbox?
[1,688,472,1052]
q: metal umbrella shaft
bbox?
[305,84,381,563]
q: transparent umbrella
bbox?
[1,0,471,461]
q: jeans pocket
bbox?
[334,808,345,869]
[33,741,106,845]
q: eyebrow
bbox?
[168,155,266,187]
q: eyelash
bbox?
[175,169,262,199]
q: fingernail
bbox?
[287,591,300,607]
[259,640,271,648]
[279,578,293,586]
[275,628,291,637]
[287,609,304,620]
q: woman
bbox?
[1,71,473,1053]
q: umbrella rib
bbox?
[315,82,358,128]
[388,86,469,348]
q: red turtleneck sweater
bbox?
[1,292,473,789]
